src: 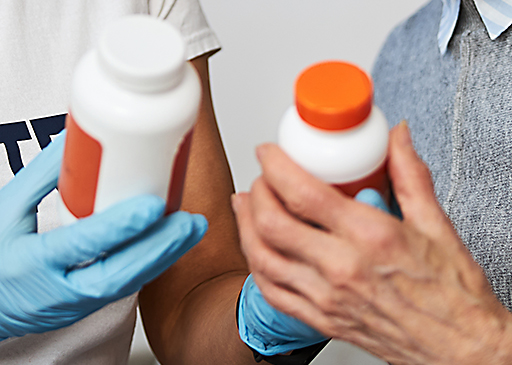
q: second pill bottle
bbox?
[278,61,389,198]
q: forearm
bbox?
[164,272,255,364]
[139,53,256,364]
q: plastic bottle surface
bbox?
[58,15,201,225]
[278,61,389,198]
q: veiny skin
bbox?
[232,122,512,365]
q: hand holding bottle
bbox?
[236,189,390,357]
[0,136,207,340]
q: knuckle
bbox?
[267,296,289,316]
[316,292,338,315]
[251,254,282,282]
[325,259,361,288]
[286,184,324,217]
[285,193,307,218]
[359,224,397,252]
[285,306,311,326]
[374,228,396,251]
[260,286,276,304]
[257,283,287,313]
[249,251,269,274]
[327,317,349,335]
[324,322,339,339]
[254,210,281,238]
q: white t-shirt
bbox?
[0,1,220,364]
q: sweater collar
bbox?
[439,0,512,54]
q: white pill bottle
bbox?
[278,61,389,197]
[58,15,201,224]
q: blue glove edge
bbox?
[238,275,326,356]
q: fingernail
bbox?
[231,193,240,213]
[255,145,268,162]
[399,120,412,146]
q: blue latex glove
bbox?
[238,188,391,356]
[0,135,207,340]
[238,274,326,356]
[354,188,391,213]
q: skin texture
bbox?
[138,53,257,365]
[232,122,512,365]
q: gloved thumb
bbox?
[43,194,166,269]
[0,134,64,215]
[66,211,207,300]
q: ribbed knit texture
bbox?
[373,0,512,309]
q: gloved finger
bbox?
[66,212,207,299]
[355,189,391,214]
[248,273,331,355]
[42,195,166,268]
[0,133,65,216]
[241,274,326,341]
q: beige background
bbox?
[130,0,429,364]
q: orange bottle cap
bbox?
[295,61,373,131]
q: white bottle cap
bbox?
[98,15,186,93]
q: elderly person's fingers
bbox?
[247,177,358,264]
[231,191,332,305]
[255,143,397,242]
[255,144,365,230]
[387,123,447,234]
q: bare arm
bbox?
[139,53,257,365]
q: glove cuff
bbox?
[236,285,329,364]
[237,275,327,358]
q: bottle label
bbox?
[165,129,194,214]
[58,114,102,218]
[333,162,389,199]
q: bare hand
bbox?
[232,122,512,365]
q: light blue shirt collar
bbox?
[439,0,512,54]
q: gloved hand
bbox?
[237,188,390,356]
[0,134,207,340]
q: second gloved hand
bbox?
[0,135,207,340]
[237,188,390,356]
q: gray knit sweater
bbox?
[373,0,512,309]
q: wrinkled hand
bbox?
[232,123,512,365]
[236,190,390,356]
[0,135,207,340]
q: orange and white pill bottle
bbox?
[58,15,201,224]
[278,61,389,197]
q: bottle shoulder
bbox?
[70,50,201,135]
[278,106,389,183]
